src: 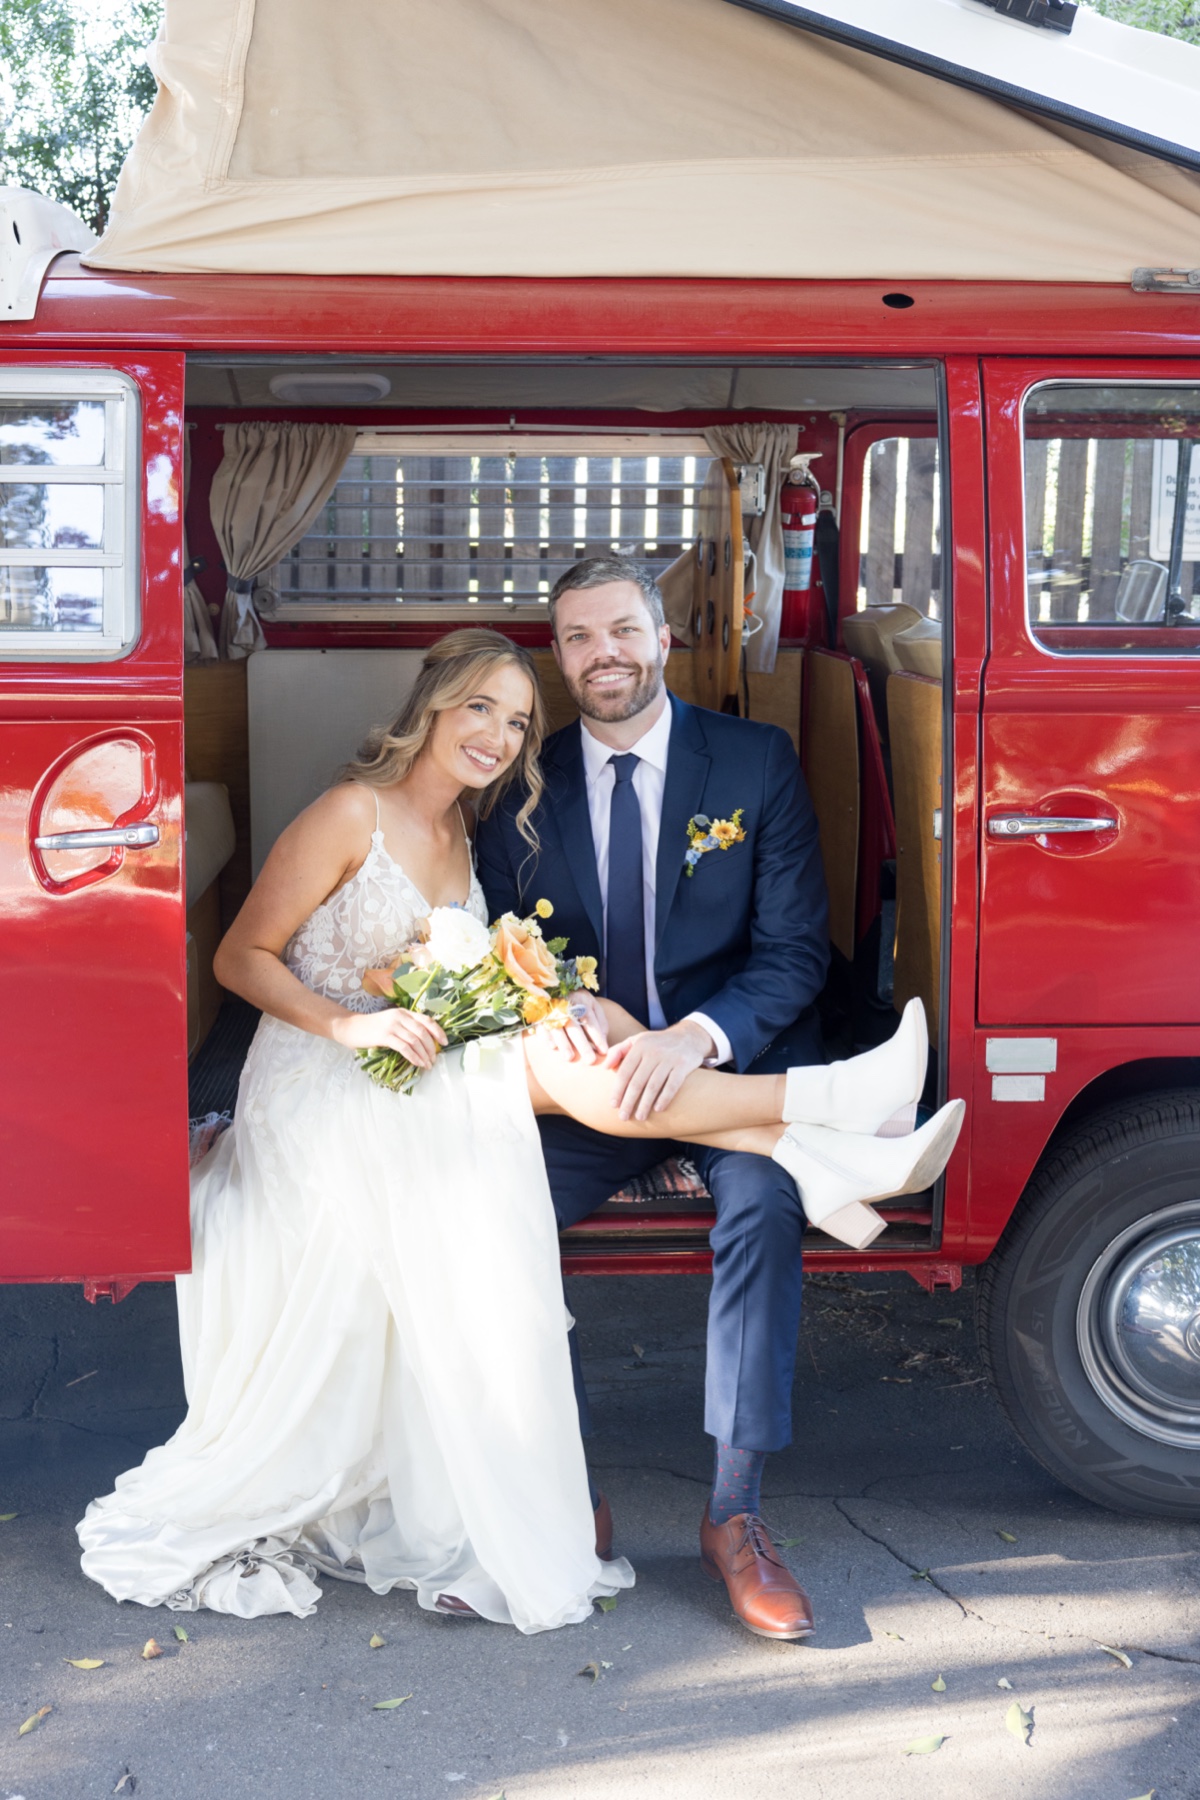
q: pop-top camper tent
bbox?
[84,0,1200,283]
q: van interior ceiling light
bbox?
[971,0,1077,31]
[267,372,391,406]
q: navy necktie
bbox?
[605,753,649,1024]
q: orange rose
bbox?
[493,915,558,990]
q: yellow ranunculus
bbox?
[535,898,554,919]
[575,955,599,992]
[522,991,553,1025]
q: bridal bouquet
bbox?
[357,902,599,1095]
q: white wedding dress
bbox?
[77,813,634,1632]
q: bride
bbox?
[77,628,963,1632]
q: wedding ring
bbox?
[568,1001,588,1020]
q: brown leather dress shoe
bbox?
[594,1491,614,1560]
[700,1509,815,1640]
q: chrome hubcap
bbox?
[1077,1202,1200,1449]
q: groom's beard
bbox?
[563,652,666,724]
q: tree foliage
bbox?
[1086,0,1200,47]
[0,0,163,235]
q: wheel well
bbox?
[1053,1057,1200,1143]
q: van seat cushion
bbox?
[185,781,236,910]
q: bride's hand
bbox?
[330,1007,448,1069]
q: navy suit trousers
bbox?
[543,1120,807,1454]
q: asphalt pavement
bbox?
[2,1269,1198,1800]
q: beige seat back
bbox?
[887,671,942,1048]
[892,615,943,678]
[805,650,859,961]
[841,603,922,678]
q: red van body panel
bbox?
[3,266,1200,1287]
[0,351,189,1283]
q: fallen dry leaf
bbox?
[65,1658,105,1669]
[596,1595,617,1612]
[173,1626,188,1643]
[1126,1791,1155,1799]
[18,1704,51,1736]
[369,1633,386,1649]
[141,1639,163,1660]
[997,1677,1013,1690]
[113,1775,136,1794]
[903,1734,945,1755]
[1098,1643,1133,1669]
[1006,1700,1034,1745]
[911,1568,932,1582]
[997,1530,1018,1544]
[931,1674,946,1692]
[373,1695,412,1710]
[936,1317,962,1328]
[884,1630,904,1640]
[773,1537,804,1549]
[577,1662,601,1684]
[0,1512,17,1522]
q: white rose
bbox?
[422,906,492,974]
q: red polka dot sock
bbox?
[708,1441,767,1525]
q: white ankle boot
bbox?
[783,998,928,1137]
[771,1098,966,1250]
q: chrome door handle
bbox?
[34,823,160,852]
[987,814,1117,839]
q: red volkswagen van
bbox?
[4,0,1200,1523]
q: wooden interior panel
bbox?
[804,650,859,961]
[888,671,942,1047]
[184,660,251,929]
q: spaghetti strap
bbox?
[373,789,382,834]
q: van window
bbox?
[268,433,712,618]
[0,370,140,660]
[1023,383,1200,654]
[856,434,941,617]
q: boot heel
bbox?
[875,1102,918,1139]
[813,1201,888,1249]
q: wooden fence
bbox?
[279,452,711,608]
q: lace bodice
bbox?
[284,826,487,1014]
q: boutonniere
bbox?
[684,809,746,876]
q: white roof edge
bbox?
[0,188,96,320]
[726,0,1200,171]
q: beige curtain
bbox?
[209,422,358,658]
[704,424,797,674]
[183,427,219,663]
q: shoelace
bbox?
[737,1515,782,1565]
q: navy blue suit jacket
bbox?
[475,695,829,1073]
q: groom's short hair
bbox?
[547,556,665,638]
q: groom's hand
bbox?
[604,1020,714,1122]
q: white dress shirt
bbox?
[580,701,733,1066]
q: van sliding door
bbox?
[979,359,1200,1027]
[0,354,189,1285]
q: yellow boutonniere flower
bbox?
[684,809,746,875]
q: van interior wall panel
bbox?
[803,650,860,962]
[888,671,942,1051]
[183,662,251,928]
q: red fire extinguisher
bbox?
[780,453,821,595]
[780,453,822,640]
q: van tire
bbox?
[977,1089,1200,1520]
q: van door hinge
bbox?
[1132,268,1200,295]
[971,0,1076,32]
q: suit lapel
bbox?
[655,697,711,950]
[541,724,604,946]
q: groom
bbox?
[475,555,829,1640]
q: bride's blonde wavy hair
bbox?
[342,629,545,846]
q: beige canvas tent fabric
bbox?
[87,0,1200,281]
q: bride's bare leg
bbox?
[523,1000,785,1141]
